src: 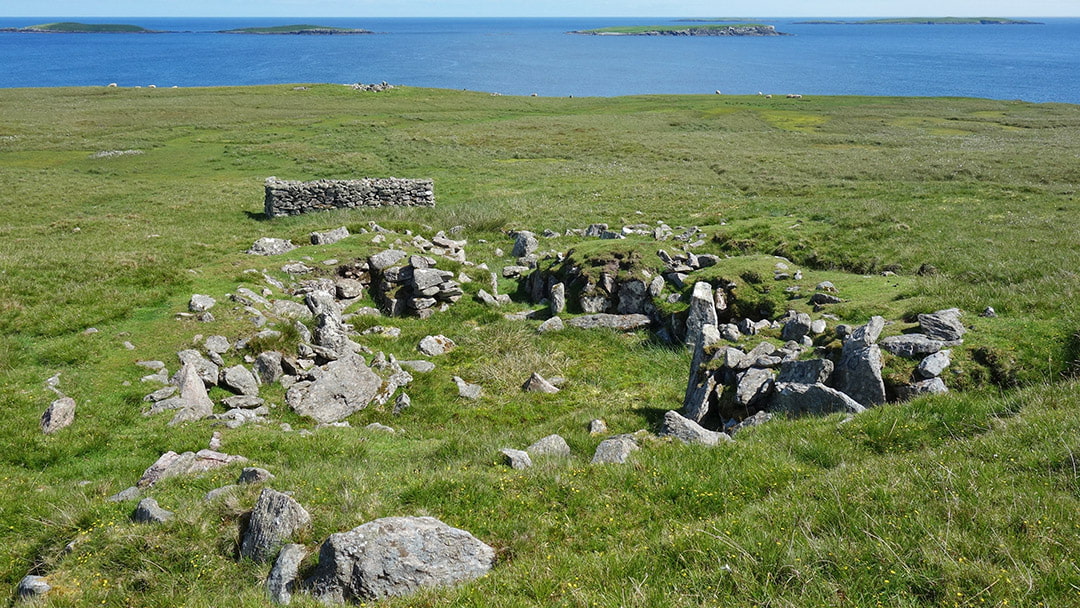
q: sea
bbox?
[1,17,1079,103]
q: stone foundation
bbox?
[263,177,434,218]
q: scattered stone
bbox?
[728,410,773,436]
[771,383,866,417]
[267,544,308,605]
[132,497,173,524]
[537,316,564,333]
[393,393,411,415]
[511,231,539,258]
[167,363,215,425]
[399,360,436,373]
[144,386,178,402]
[809,293,842,306]
[222,365,260,396]
[204,485,239,502]
[365,422,396,434]
[240,488,312,563]
[880,334,951,358]
[896,377,949,400]
[247,238,297,256]
[735,368,775,408]
[659,410,731,446]
[500,448,532,469]
[566,314,651,331]
[918,308,966,342]
[304,516,495,602]
[189,294,217,312]
[255,351,285,385]
[588,419,608,435]
[980,306,997,318]
[453,376,482,400]
[591,434,639,464]
[222,395,265,409]
[287,354,382,424]
[107,486,141,502]
[137,449,248,488]
[777,359,834,385]
[527,434,571,458]
[522,372,560,394]
[310,226,350,245]
[917,350,952,378]
[239,467,275,484]
[550,282,566,315]
[418,335,456,356]
[176,349,219,387]
[40,396,76,434]
[17,575,51,600]
[836,317,886,407]
[685,281,718,346]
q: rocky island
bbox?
[570,24,786,36]
[797,17,1042,25]
[0,22,161,33]
[218,24,373,35]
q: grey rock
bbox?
[719,323,742,342]
[809,293,842,306]
[527,434,571,458]
[271,299,313,320]
[107,486,141,502]
[735,368,775,408]
[239,467,275,484]
[781,312,813,342]
[918,350,952,378]
[728,410,774,436]
[648,275,665,298]
[204,335,230,354]
[168,363,215,426]
[685,281,718,346]
[566,314,651,331]
[336,279,365,300]
[837,318,886,406]
[267,543,308,605]
[144,385,178,402]
[777,359,834,385]
[453,376,482,400]
[304,516,495,602]
[810,319,828,335]
[500,448,532,469]
[980,306,997,318]
[418,335,456,356]
[311,226,350,245]
[537,316,564,333]
[502,265,531,278]
[393,393,411,415]
[476,289,499,306]
[240,488,312,563]
[585,223,609,237]
[816,281,838,293]
[578,292,610,314]
[287,354,382,424]
[616,279,651,315]
[365,422,396,434]
[591,434,639,464]
[247,238,297,256]
[896,377,949,400]
[255,351,285,385]
[137,449,248,488]
[222,365,260,396]
[684,324,722,416]
[588,419,608,435]
[204,485,239,502]
[522,372,560,394]
[189,294,217,312]
[718,346,748,370]
[880,334,951,358]
[771,382,866,417]
[368,249,408,271]
[511,231,539,257]
[132,497,173,524]
[17,575,51,600]
[659,410,731,446]
[282,262,313,275]
[849,316,886,346]
[550,282,566,315]
[40,396,76,434]
[222,395,265,409]
[399,360,436,373]
[176,349,219,387]
[918,308,966,342]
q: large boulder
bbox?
[511,231,539,258]
[527,434,571,458]
[836,317,886,407]
[137,449,248,488]
[770,382,866,417]
[777,359,834,385]
[240,489,312,563]
[168,363,215,426]
[132,497,173,524]
[304,516,495,602]
[591,434,639,464]
[734,368,775,408]
[918,308,966,342]
[287,354,382,424]
[880,334,951,358]
[40,396,76,434]
[222,365,260,396]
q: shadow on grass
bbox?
[244,210,271,222]
[632,406,671,431]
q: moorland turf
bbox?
[1,85,1079,606]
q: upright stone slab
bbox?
[304,516,495,602]
[169,363,215,426]
[267,544,308,605]
[685,281,718,346]
[836,316,886,407]
[240,489,312,563]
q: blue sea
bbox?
[1,17,1079,103]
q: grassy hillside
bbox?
[1,85,1079,606]
[20,22,155,33]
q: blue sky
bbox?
[0,0,1074,17]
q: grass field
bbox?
[1,85,1079,606]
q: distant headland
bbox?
[570,24,786,36]
[796,17,1042,25]
[0,22,162,33]
[217,24,373,35]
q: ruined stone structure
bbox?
[263,177,434,218]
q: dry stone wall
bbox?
[264,177,434,218]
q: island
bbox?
[796,17,1042,25]
[0,22,160,33]
[570,24,786,36]
[218,24,373,35]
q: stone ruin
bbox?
[263,177,435,218]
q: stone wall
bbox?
[263,177,435,218]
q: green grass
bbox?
[219,24,372,34]
[1,85,1079,605]
[22,22,154,33]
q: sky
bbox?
[0,0,1075,18]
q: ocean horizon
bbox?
[2,16,1079,103]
